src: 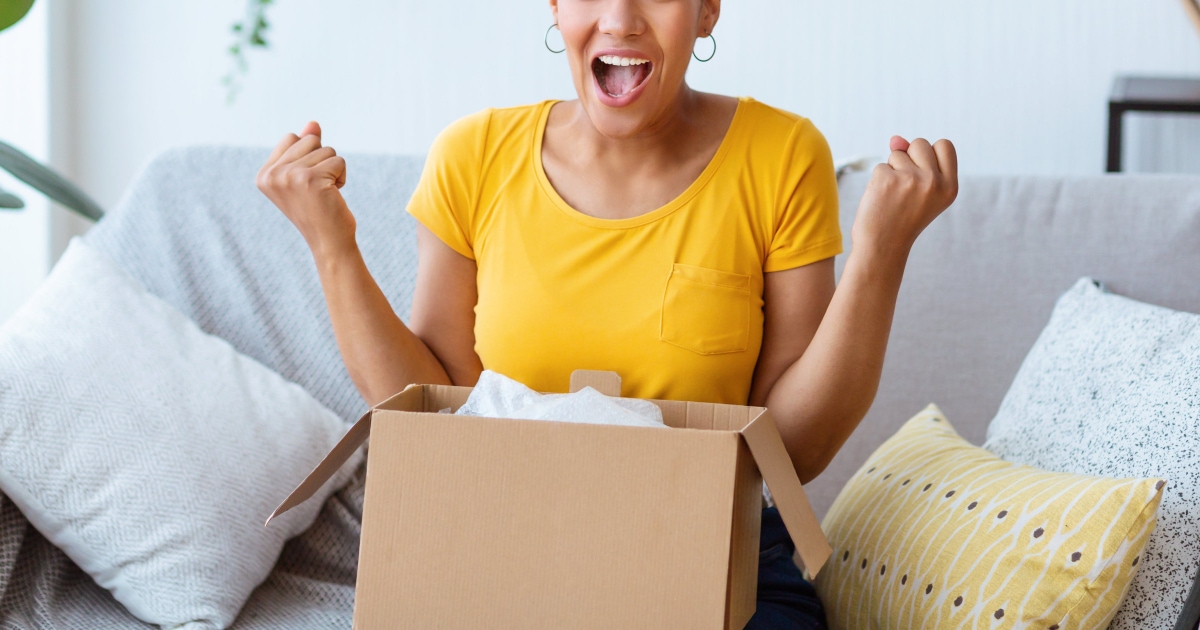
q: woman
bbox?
[257,1,957,626]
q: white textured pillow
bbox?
[0,239,362,629]
[984,277,1200,630]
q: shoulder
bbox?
[738,101,842,270]
[430,101,551,157]
[736,98,830,157]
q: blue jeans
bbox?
[745,507,829,629]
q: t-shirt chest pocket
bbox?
[659,264,752,355]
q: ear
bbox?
[549,0,559,24]
[699,0,721,35]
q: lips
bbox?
[591,53,653,106]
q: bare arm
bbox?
[750,136,958,483]
[308,238,453,406]
[257,122,480,405]
[408,224,485,387]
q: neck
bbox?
[562,84,710,168]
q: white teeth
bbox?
[598,55,649,67]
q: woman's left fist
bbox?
[852,136,958,261]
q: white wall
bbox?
[3,0,1200,319]
[58,0,1200,212]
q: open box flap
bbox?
[740,410,832,577]
[265,408,373,526]
[266,383,429,526]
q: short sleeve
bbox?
[764,118,844,273]
[406,109,494,260]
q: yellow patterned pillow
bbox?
[816,405,1163,630]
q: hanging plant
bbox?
[223,0,274,104]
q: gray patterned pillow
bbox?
[0,239,363,628]
[984,278,1200,630]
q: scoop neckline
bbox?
[532,96,749,230]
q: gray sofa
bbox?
[815,170,1200,518]
[0,147,1197,628]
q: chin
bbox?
[578,101,659,139]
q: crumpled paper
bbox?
[455,370,666,429]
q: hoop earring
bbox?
[692,32,716,62]
[545,23,565,54]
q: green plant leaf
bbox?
[0,0,35,33]
[0,187,24,210]
[0,141,104,221]
[225,0,274,103]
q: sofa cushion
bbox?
[83,147,425,424]
[0,238,363,628]
[816,404,1162,630]
[985,277,1200,630]
[809,173,1200,520]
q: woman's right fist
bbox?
[256,121,357,257]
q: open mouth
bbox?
[591,55,652,99]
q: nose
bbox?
[596,0,646,39]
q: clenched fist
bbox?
[256,121,356,258]
[853,136,959,261]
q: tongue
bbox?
[605,64,647,97]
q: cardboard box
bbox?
[270,370,831,629]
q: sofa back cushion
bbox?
[85,147,425,423]
[810,173,1200,518]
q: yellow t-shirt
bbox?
[407,98,842,405]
